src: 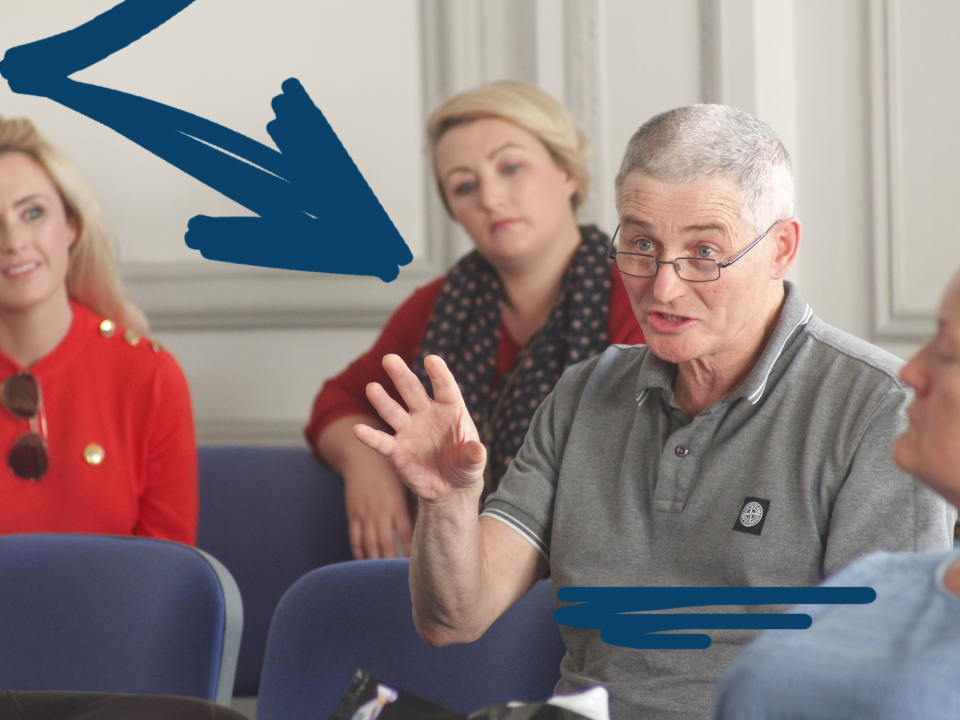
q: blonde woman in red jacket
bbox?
[0,117,197,544]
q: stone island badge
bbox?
[733,497,770,536]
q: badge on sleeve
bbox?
[733,497,771,535]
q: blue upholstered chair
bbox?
[0,533,241,705]
[196,445,353,697]
[257,558,565,720]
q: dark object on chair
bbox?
[197,446,353,697]
[257,558,566,720]
[0,691,250,720]
[0,534,241,705]
[329,669,463,720]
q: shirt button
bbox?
[84,444,105,466]
[675,445,690,457]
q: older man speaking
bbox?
[355,105,955,720]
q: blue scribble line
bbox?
[0,0,412,281]
[554,586,876,649]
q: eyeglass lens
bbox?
[1,372,48,481]
[1,372,40,419]
[9,433,48,480]
[614,254,720,281]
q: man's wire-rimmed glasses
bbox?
[607,219,782,282]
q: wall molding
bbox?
[123,0,627,333]
[122,259,442,331]
[122,1,476,333]
[869,0,936,341]
[420,0,485,266]
[699,0,722,104]
[196,418,308,448]
[562,0,613,232]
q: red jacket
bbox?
[0,302,198,544]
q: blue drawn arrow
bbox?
[554,586,876,649]
[0,0,413,281]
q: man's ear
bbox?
[770,218,801,280]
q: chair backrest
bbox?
[0,534,242,705]
[196,445,353,696]
[257,559,566,720]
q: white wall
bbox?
[1,0,427,445]
[2,0,958,445]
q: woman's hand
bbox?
[316,415,414,560]
[341,449,414,560]
[354,354,486,504]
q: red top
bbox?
[0,302,199,544]
[306,264,644,458]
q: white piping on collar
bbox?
[745,304,813,404]
[636,387,652,408]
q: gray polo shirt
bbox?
[482,282,956,720]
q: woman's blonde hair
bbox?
[426,80,590,212]
[0,117,148,335]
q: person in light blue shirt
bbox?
[713,266,960,720]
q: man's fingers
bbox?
[354,422,396,457]
[382,354,432,412]
[364,382,409,431]
[460,439,487,476]
[423,354,467,405]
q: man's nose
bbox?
[652,261,686,303]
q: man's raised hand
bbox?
[353,354,486,504]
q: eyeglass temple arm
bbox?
[717,220,781,269]
[607,225,620,258]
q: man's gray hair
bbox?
[615,105,793,233]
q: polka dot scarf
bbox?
[415,225,612,498]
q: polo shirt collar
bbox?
[635,347,675,404]
[736,281,812,403]
[634,281,812,406]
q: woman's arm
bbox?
[306,278,445,559]
[316,414,414,559]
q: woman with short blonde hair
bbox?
[307,80,644,560]
[426,79,590,212]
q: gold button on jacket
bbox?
[83,444,105,466]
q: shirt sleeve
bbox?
[823,387,957,575]
[607,265,645,345]
[135,350,199,545]
[481,389,559,560]
[304,277,445,459]
[481,355,605,559]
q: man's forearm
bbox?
[351,353,546,641]
[408,485,493,645]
